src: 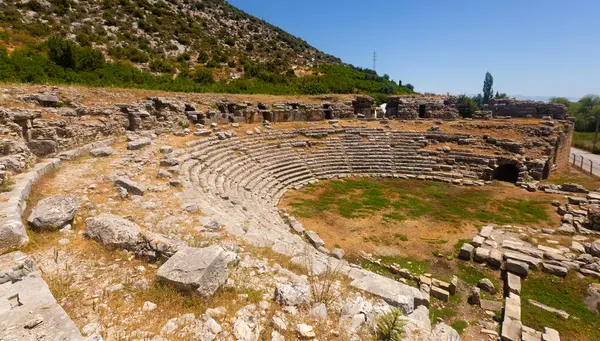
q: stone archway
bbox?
[493,164,520,183]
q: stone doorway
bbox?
[418,104,426,118]
[493,164,520,183]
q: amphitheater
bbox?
[2,85,598,341]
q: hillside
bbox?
[0,0,412,98]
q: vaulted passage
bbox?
[493,164,520,183]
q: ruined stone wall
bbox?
[554,123,574,173]
[386,96,459,120]
[488,99,568,119]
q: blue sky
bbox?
[228,0,599,98]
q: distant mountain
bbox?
[511,95,581,103]
[0,0,410,96]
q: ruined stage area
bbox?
[0,85,592,341]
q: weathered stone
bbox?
[27,195,77,230]
[274,284,310,306]
[502,317,522,341]
[542,327,560,341]
[469,287,481,305]
[458,243,474,260]
[296,324,315,339]
[114,177,146,196]
[505,293,521,321]
[480,299,503,311]
[127,138,151,150]
[487,249,503,269]
[505,259,529,277]
[156,246,237,297]
[528,299,569,319]
[472,235,485,247]
[0,252,83,340]
[431,286,449,301]
[305,230,325,248]
[590,240,600,257]
[542,263,568,277]
[503,251,541,270]
[85,213,141,250]
[89,147,114,157]
[427,322,461,341]
[477,278,496,294]
[332,248,345,260]
[506,272,521,295]
[473,247,490,263]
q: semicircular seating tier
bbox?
[172,127,497,209]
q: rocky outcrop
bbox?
[156,246,239,297]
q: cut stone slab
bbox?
[506,272,521,295]
[503,240,544,259]
[89,147,114,157]
[114,177,146,196]
[487,249,503,269]
[503,251,541,270]
[274,284,310,306]
[505,293,521,321]
[529,299,569,319]
[478,278,497,294]
[85,213,142,250]
[542,327,560,341]
[501,317,522,341]
[472,235,485,247]
[305,231,325,248]
[156,246,237,297]
[27,195,77,230]
[474,247,491,263]
[458,243,474,260]
[350,272,422,314]
[542,263,568,277]
[480,225,494,238]
[431,286,449,301]
[505,259,529,277]
[0,252,84,340]
[127,138,151,150]
[480,299,503,311]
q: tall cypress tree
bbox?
[482,72,494,105]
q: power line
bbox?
[372,51,377,72]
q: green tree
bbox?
[456,94,480,118]
[495,91,508,99]
[482,72,494,104]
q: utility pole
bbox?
[372,51,377,72]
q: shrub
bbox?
[375,308,405,341]
[193,68,214,84]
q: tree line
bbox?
[550,95,600,132]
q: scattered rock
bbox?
[156,246,238,297]
[127,138,151,150]
[89,147,114,157]
[477,278,496,294]
[114,177,146,196]
[27,195,78,230]
[296,324,316,339]
[274,284,311,306]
